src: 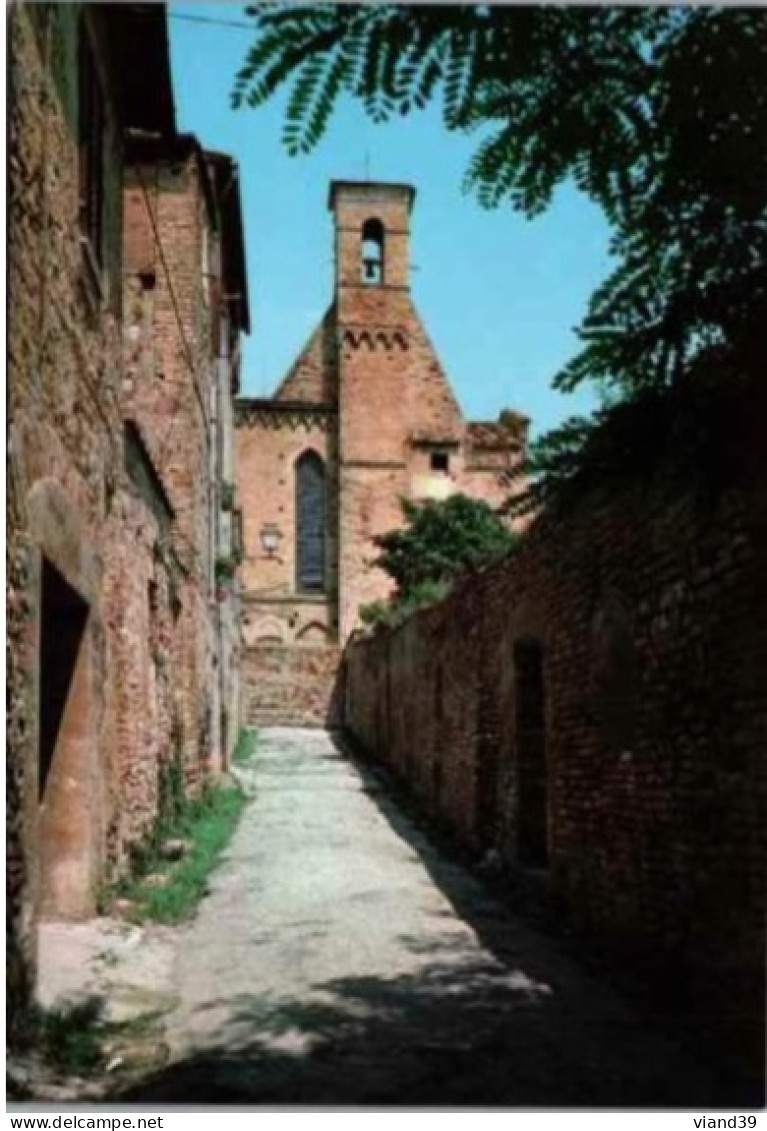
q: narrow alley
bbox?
[122,729,732,1107]
[9,5,764,1110]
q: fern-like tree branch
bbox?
[233,4,767,507]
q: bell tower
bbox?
[329,181,423,637]
[238,177,527,648]
[328,180,415,302]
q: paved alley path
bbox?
[131,728,730,1106]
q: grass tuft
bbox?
[232,727,259,765]
[13,998,167,1082]
[114,782,246,924]
[38,997,105,1075]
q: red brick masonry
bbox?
[345,475,767,1071]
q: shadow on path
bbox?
[117,735,762,1108]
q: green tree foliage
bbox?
[233,5,766,505]
[358,578,452,632]
[515,372,754,516]
[373,494,518,598]
[359,495,518,628]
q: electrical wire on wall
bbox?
[131,158,211,463]
[128,159,214,583]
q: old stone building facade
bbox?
[236,181,528,723]
[7,2,249,1036]
[122,134,250,786]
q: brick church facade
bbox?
[236,181,529,671]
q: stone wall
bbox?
[7,5,247,1042]
[7,3,126,944]
[344,469,767,1067]
[6,460,38,1041]
[244,645,344,728]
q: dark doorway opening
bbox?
[514,639,548,867]
[38,558,89,800]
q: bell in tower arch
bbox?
[361,218,384,285]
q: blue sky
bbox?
[169,4,614,436]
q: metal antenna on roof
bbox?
[364,151,371,181]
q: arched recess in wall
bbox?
[361,218,384,284]
[514,637,548,867]
[296,620,329,645]
[295,450,326,594]
[245,615,285,647]
[590,589,639,754]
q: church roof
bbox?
[272,307,337,404]
[468,413,530,450]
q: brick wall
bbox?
[344,469,767,1068]
[236,408,338,618]
[243,645,344,728]
[100,492,177,861]
[123,148,216,790]
[331,182,413,291]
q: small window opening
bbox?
[361,218,384,285]
[430,451,450,473]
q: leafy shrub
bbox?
[360,579,452,630]
[359,496,519,630]
[374,494,519,598]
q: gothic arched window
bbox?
[296,451,326,593]
[361,218,384,284]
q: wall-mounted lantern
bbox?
[260,522,283,559]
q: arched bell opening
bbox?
[361,218,385,285]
